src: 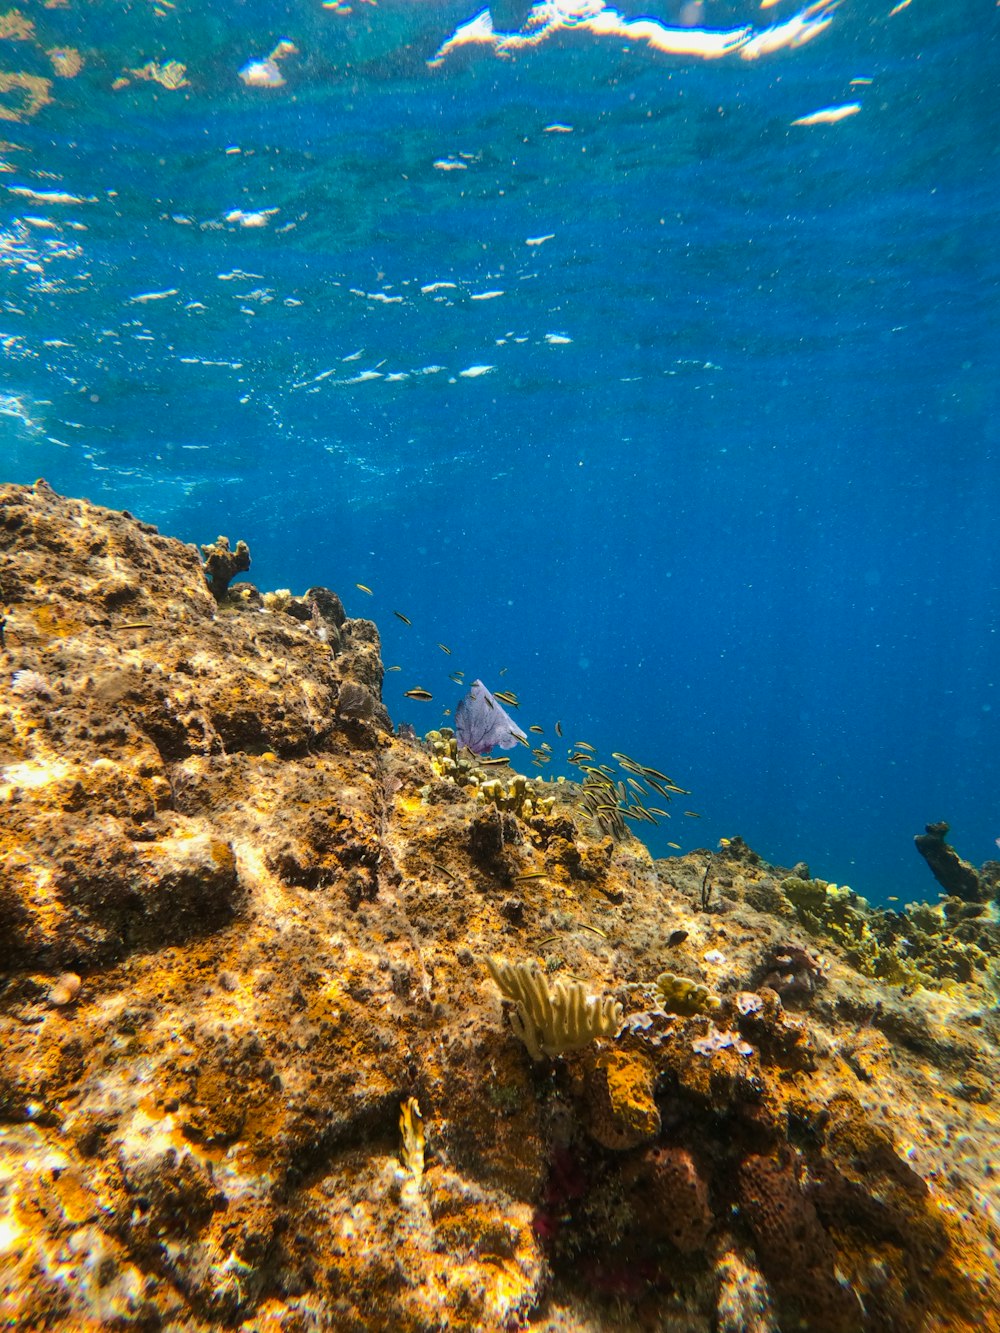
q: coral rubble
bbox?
[1,481,999,1332]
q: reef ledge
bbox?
[1,481,998,1332]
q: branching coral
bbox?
[779,874,996,990]
[484,956,622,1061]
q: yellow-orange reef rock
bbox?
[1,480,999,1332]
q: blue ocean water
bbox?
[2,0,998,902]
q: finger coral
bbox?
[654,969,721,1016]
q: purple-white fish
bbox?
[455,679,527,755]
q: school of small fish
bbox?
[349,581,699,848]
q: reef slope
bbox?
[1,481,998,1332]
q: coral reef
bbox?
[424,726,556,819]
[775,867,1000,991]
[479,772,555,819]
[1,481,999,1332]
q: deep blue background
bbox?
[3,0,999,900]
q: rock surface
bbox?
[1,480,999,1332]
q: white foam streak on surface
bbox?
[430,0,840,66]
[129,288,179,303]
[427,9,496,66]
[7,186,97,205]
[224,208,277,227]
[350,289,403,304]
[580,9,751,57]
[791,102,861,125]
[740,0,838,58]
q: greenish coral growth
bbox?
[778,875,1000,991]
[654,971,721,1017]
[781,876,914,983]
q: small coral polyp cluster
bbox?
[478,773,555,818]
[425,726,481,781]
[425,726,556,816]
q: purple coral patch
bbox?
[454,679,527,755]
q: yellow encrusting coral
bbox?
[584,1048,661,1149]
[654,970,722,1016]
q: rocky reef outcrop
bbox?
[2,480,999,1332]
